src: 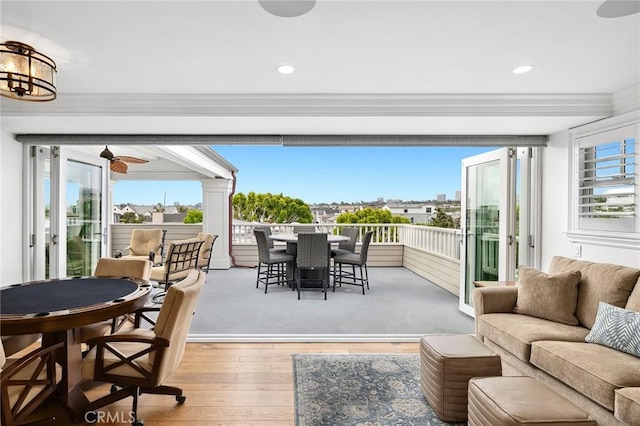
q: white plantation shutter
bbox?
[576,125,638,233]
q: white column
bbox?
[201,178,233,269]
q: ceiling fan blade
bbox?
[110,160,128,174]
[115,156,149,164]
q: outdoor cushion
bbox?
[513,267,581,325]
[476,313,589,362]
[549,256,640,329]
[531,340,640,411]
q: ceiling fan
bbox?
[99,146,148,174]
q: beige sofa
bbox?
[473,256,640,426]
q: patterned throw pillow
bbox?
[585,302,640,358]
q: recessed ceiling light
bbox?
[277,64,295,74]
[512,65,534,74]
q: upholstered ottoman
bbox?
[420,334,502,422]
[468,377,597,426]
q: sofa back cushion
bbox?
[549,256,640,328]
[513,267,581,325]
[626,277,640,313]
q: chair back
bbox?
[293,225,315,234]
[254,226,274,249]
[195,233,218,268]
[129,229,165,256]
[358,231,374,262]
[160,239,203,282]
[154,270,205,382]
[94,257,152,281]
[0,340,5,371]
[253,229,272,262]
[297,233,329,269]
[338,227,359,252]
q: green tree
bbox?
[232,192,313,223]
[184,209,203,224]
[336,208,410,224]
[428,207,456,228]
[120,211,143,224]
[153,203,165,213]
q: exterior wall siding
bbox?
[403,246,460,295]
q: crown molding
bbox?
[0,93,613,118]
[613,84,640,115]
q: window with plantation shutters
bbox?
[575,125,638,233]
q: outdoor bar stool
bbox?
[295,232,330,300]
[333,230,373,295]
[330,227,358,258]
[254,228,294,293]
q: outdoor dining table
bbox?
[269,233,350,281]
[0,276,151,421]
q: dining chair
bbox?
[76,257,153,345]
[1,339,63,426]
[330,227,359,258]
[81,270,205,426]
[119,228,167,266]
[254,228,294,293]
[195,232,218,272]
[254,226,286,253]
[295,232,330,300]
[333,230,374,295]
[150,238,203,303]
[0,334,40,358]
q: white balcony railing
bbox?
[232,222,460,260]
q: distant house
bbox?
[383,202,436,224]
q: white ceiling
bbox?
[1,0,639,137]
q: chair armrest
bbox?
[85,332,169,348]
[472,286,518,316]
[0,341,63,381]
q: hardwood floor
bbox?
[29,342,420,425]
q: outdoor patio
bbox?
[185,266,474,341]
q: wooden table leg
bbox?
[42,329,90,422]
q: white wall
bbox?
[0,131,24,284]
[540,127,640,270]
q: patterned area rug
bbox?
[293,354,464,426]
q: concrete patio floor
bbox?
[185,266,474,342]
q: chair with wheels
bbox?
[254,229,294,293]
[76,257,153,345]
[333,230,374,295]
[81,270,205,426]
[295,233,330,300]
[1,339,62,426]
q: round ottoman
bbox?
[468,376,597,425]
[420,334,502,422]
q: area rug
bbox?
[292,354,464,426]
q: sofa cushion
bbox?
[513,267,581,325]
[626,277,640,312]
[585,302,640,358]
[549,256,640,329]
[477,313,589,362]
[615,387,640,426]
[531,341,640,411]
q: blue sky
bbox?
[113,146,496,205]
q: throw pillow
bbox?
[513,267,581,325]
[585,302,640,358]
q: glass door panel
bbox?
[65,159,103,277]
[460,148,514,316]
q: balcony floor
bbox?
[186,266,474,341]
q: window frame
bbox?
[568,121,639,249]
